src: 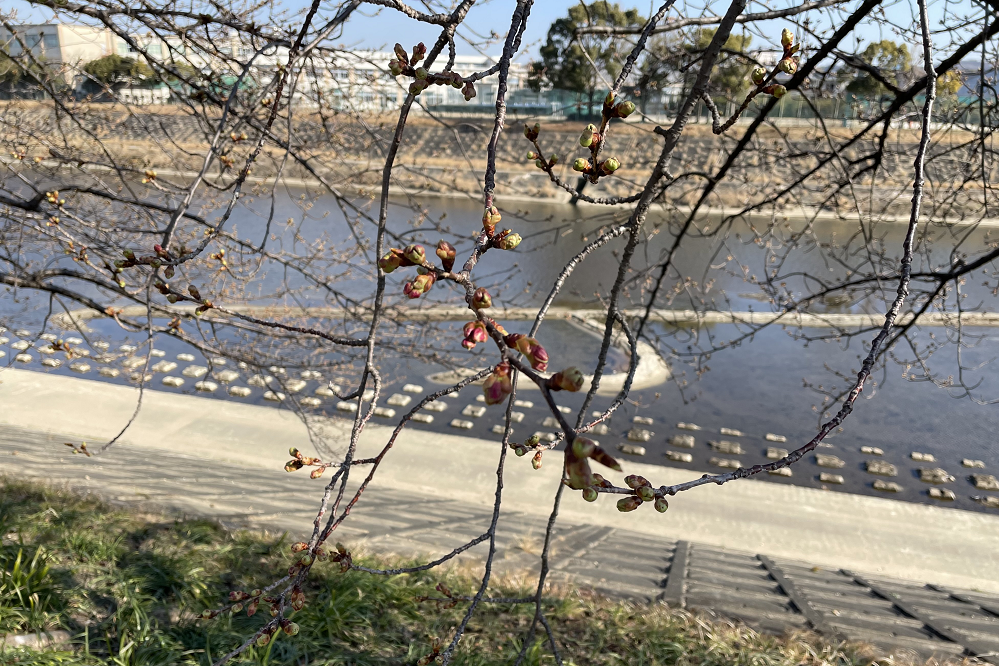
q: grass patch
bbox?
[0,477,947,665]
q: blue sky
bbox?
[4,0,985,62]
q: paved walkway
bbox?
[1,369,998,661]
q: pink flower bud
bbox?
[462,321,488,349]
[482,362,513,405]
[617,496,642,512]
[436,240,456,271]
[403,273,435,299]
[472,287,492,309]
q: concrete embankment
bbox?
[1,367,996,593]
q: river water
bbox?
[2,191,998,512]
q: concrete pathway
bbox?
[1,368,998,661]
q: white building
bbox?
[2,24,527,110]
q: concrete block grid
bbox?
[0,424,997,662]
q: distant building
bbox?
[2,23,526,110]
[0,23,116,82]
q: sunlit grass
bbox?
[0,478,967,665]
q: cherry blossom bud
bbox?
[781,28,794,48]
[751,66,766,85]
[617,496,642,512]
[403,273,435,299]
[167,294,179,303]
[123,249,135,261]
[614,100,636,117]
[164,265,175,279]
[403,244,426,265]
[548,154,559,166]
[604,91,616,106]
[772,84,787,99]
[462,320,488,349]
[435,240,455,271]
[572,158,590,173]
[394,43,408,64]
[188,285,201,300]
[415,67,428,80]
[527,151,537,160]
[378,249,403,273]
[291,541,308,552]
[411,42,427,64]
[283,621,300,636]
[482,206,500,233]
[579,124,596,147]
[291,588,306,611]
[462,81,476,101]
[388,59,403,76]
[299,553,314,566]
[601,158,620,174]
[508,334,547,371]
[525,434,541,447]
[535,159,545,169]
[472,287,492,309]
[285,459,303,472]
[523,123,540,141]
[654,496,669,513]
[778,57,797,75]
[482,362,513,405]
[548,367,584,392]
[637,485,656,502]
[624,474,650,489]
[310,467,324,479]
[532,450,543,469]
[582,487,598,502]
[256,633,271,647]
[316,547,328,561]
[497,233,521,251]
